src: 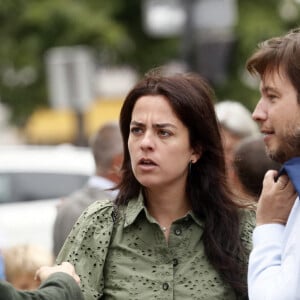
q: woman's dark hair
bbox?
[116,70,248,296]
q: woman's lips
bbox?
[138,158,157,170]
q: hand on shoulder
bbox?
[35,262,80,284]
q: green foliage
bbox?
[0,0,130,125]
[215,0,300,110]
[0,0,300,125]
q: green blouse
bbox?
[57,193,255,300]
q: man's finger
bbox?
[277,174,289,190]
[262,170,278,188]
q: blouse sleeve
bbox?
[56,199,115,300]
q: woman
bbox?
[57,71,255,299]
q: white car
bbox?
[0,144,94,253]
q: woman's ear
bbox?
[191,147,202,163]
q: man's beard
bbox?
[267,129,300,163]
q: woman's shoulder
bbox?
[83,199,115,215]
[56,199,117,264]
[68,199,117,234]
[238,207,256,250]
[239,206,256,229]
[78,199,115,220]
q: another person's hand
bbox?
[256,170,297,226]
[35,262,80,284]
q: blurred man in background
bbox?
[53,121,123,256]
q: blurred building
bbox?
[143,0,237,85]
[0,103,24,145]
[24,61,138,145]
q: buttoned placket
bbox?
[153,224,186,299]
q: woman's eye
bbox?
[130,127,142,134]
[159,130,171,137]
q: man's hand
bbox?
[256,170,297,226]
[35,262,80,284]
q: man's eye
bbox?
[267,94,276,100]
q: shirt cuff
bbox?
[253,223,285,247]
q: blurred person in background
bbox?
[0,261,84,300]
[53,121,123,257]
[0,103,24,145]
[215,100,259,193]
[57,70,255,299]
[0,232,6,280]
[0,251,5,280]
[2,244,54,290]
[232,135,281,203]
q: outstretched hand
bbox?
[256,170,297,226]
[35,262,80,285]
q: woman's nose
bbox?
[140,131,154,150]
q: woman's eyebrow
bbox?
[130,121,176,129]
[153,123,177,129]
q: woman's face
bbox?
[128,95,199,190]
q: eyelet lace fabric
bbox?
[57,198,255,300]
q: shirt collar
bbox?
[124,191,145,228]
[279,157,300,196]
[188,210,204,228]
[124,191,204,228]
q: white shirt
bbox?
[248,197,300,300]
[87,175,118,198]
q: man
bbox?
[246,28,300,299]
[0,262,84,300]
[53,121,123,256]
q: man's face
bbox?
[252,69,300,163]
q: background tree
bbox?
[0,0,132,125]
[0,0,299,126]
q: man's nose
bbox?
[252,99,267,122]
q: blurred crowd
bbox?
[0,120,123,288]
